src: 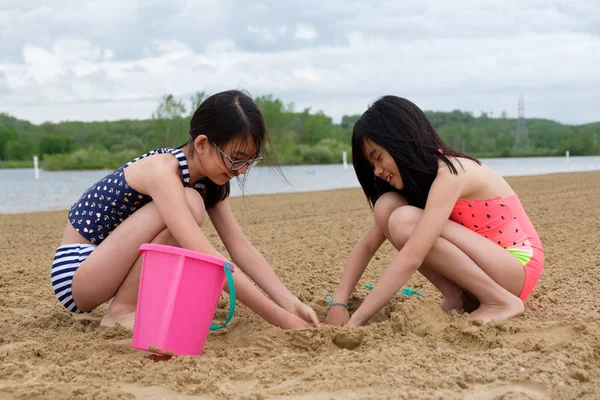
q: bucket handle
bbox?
[209,262,236,330]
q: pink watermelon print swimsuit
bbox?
[449,194,544,300]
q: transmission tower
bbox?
[513,93,529,149]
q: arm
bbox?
[225,263,309,329]
[348,170,463,327]
[132,158,308,329]
[325,223,386,325]
[207,198,304,313]
[135,155,223,258]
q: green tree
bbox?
[189,91,206,115]
[152,94,187,147]
[0,125,18,160]
[5,138,35,160]
[1,94,600,170]
[39,134,74,158]
[297,109,334,145]
[341,114,360,130]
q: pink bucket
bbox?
[132,243,236,356]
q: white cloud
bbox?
[153,40,194,56]
[205,40,237,53]
[21,45,63,84]
[292,67,322,83]
[0,1,599,124]
[102,49,113,61]
[294,24,318,40]
[53,39,103,63]
[248,25,277,42]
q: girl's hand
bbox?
[345,315,361,328]
[325,306,350,326]
[278,311,312,330]
[290,302,321,327]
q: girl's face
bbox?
[195,135,261,185]
[364,139,404,190]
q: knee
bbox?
[388,206,421,246]
[373,192,408,235]
[184,188,206,226]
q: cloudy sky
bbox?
[1,0,599,125]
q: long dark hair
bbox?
[181,90,269,209]
[352,95,480,209]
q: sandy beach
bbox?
[1,171,599,399]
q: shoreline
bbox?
[2,169,599,216]
[1,153,599,170]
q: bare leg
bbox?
[388,206,524,323]
[100,227,297,330]
[71,186,302,330]
[373,193,471,312]
[100,228,179,328]
[418,267,479,313]
[72,188,207,324]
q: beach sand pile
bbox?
[1,171,599,399]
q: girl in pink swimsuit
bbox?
[325,95,544,327]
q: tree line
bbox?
[1,92,599,170]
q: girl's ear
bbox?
[194,135,209,154]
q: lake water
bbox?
[1,156,600,214]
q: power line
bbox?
[514,93,529,149]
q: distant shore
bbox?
[0,149,587,171]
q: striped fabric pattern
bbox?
[51,244,97,313]
[171,149,190,185]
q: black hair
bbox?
[351,95,480,209]
[180,89,269,209]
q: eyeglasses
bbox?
[212,142,263,171]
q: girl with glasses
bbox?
[51,90,320,330]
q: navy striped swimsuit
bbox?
[53,148,204,313]
[68,148,201,244]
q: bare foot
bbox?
[440,295,464,312]
[469,295,524,323]
[100,309,136,330]
[100,300,136,330]
[440,290,479,313]
[462,291,480,313]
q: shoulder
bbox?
[432,157,478,198]
[440,156,480,172]
[438,156,510,200]
[135,151,180,173]
[124,151,182,193]
[438,156,485,180]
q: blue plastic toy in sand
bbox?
[364,284,426,298]
[326,285,425,309]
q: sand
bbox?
[1,171,600,399]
